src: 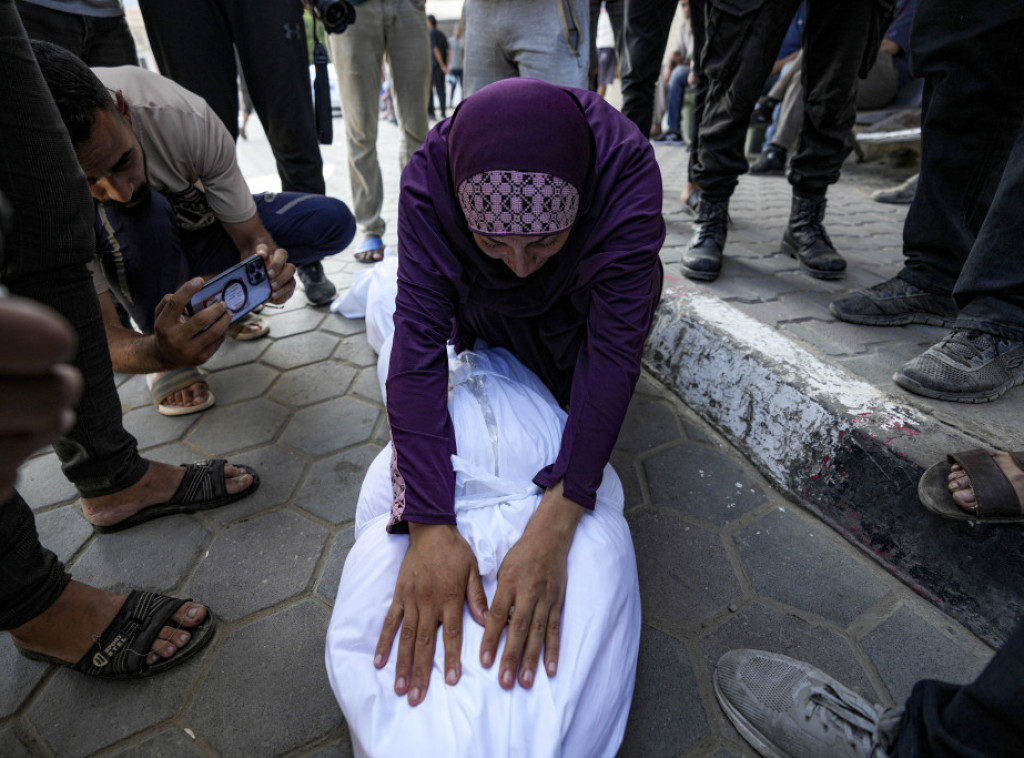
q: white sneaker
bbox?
[713,649,901,758]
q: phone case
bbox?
[186,254,273,323]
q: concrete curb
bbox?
[644,287,1024,647]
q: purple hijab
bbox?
[388,78,665,531]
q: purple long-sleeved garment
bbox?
[386,80,665,532]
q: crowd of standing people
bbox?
[2,0,1024,756]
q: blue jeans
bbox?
[95,192,355,333]
[666,64,690,135]
[897,0,1024,341]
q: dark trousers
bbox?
[897,0,1024,342]
[620,0,678,137]
[14,0,138,66]
[693,0,875,201]
[0,492,70,630]
[95,191,356,333]
[687,0,707,184]
[894,615,1024,756]
[588,0,624,91]
[429,66,446,118]
[0,0,148,500]
[138,0,326,195]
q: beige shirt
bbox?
[90,66,257,295]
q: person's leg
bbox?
[899,0,1024,297]
[431,65,447,117]
[12,0,88,57]
[463,0,519,95]
[228,0,325,194]
[893,615,1024,756]
[620,0,678,137]
[384,0,431,171]
[683,0,706,205]
[252,191,356,268]
[331,3,387,241]
[80,13,139,67]
[0,5,148,497]
[509,0,589,90]
[665,64,689,136]
[771,73,804,151]
[137,0,238,138]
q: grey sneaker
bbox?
[871,174,918,205]
[714,650,897,758]
[894,328,1024,403]
[297,261,337,306]
[830,276,959,327]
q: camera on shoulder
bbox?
[312,0,357,34]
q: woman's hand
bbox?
[375,523,488,706]
[480,482,583,690]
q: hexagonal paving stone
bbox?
[281,396,380,457]
[698,603,878,704]
[0,636,48,719]
[33,503,93,562]
[187,602,341,757]
[201,336,270,371]
[349,366,384,403]
[121,406,200,451]
[620,626,709,757]
[270,361,357,407]
[134,442,197,466]
[315,527,356,605]
[306,736,356,758]
[108,728,207,757]
[261,331,339,370]
[19,452,77,510]
[644,441,769,525]
[26,643,211,758]
[333,337,378,367]
[263,306,326,338]
[863,605,991,703]
[187,398,291,456]
[610,450,645,511]
[116,373,151,411]
[70,516,210,593]
[322,313,367,337]
[0,726,34,758]
[187,510,328,622]
[616,395,684,453]
[296,444,383,524]
[205,362,279,405]
[734,508,890,627]
[629,509,741,631]
[205,444,309,524]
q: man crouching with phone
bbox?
[30,41,356,416]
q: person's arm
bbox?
[219,215,297,305]
[432,44,449,73]
[98,284,231,373]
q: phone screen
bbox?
[187,255,273,323]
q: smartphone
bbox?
[186,254,273,323]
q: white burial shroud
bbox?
[325,261,642,758]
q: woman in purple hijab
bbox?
[378,78,664,708]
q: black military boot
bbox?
[682,197,729,282]
[780,193,845,280]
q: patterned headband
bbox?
[457,170,580,236]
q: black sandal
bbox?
[91,459,260,534]
[17,590,216,679]
[918,449,1024,523]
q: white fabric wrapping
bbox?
[325,347,641,758]
[330,251,398,354]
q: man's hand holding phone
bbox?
[153,279,232,368]
[254,243,296,305]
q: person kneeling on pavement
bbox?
[31,40,356,415]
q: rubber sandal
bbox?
[918,449,1024,523]
[353,235,384,264]
[17,591,216,680]
[228,313,270,341]
[147,367,215,416]
[90,459,260,534]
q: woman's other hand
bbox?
[375,523,488,706]
[480,482,583,690]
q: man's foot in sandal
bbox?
[353,235,384,264]
[11,581,214,679]
[81,458,258,532]
[148,375,211,411]
[918,449,1024,522]
[228,312,270,340]
[147,367,215,416]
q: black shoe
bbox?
[829,276,960,327]
[682,198,729,282]
[297,261,337,305]
[749,97,778,126]
[780,194,845,280]
[749,145,787,176]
